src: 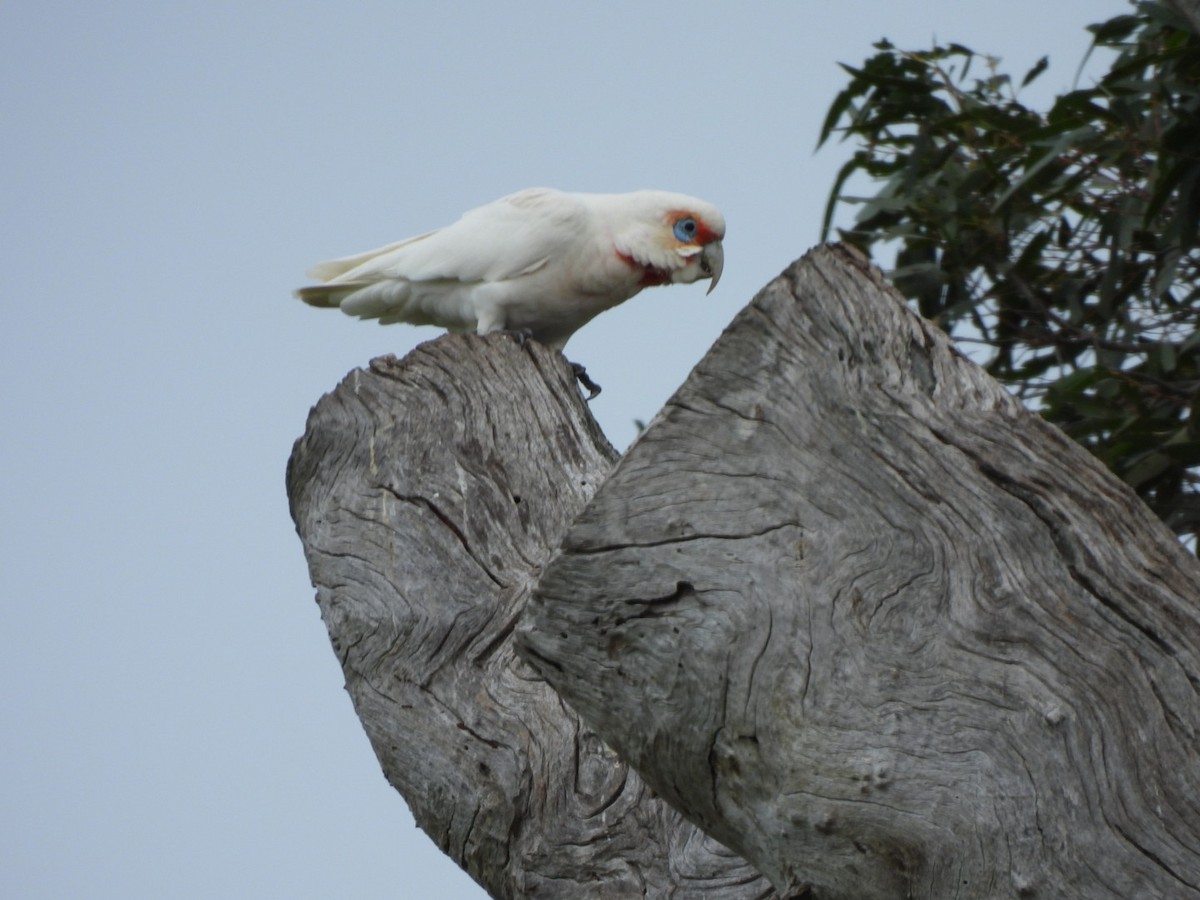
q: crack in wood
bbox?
[570,521,801,556]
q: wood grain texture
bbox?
[519,245,1200,899]
[286,335,778,899]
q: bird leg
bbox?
[569,362,602,400]
[495,328,600,399]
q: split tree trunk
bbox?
[289,245,1200,899]
[519,245,1200,898]
[286,337,779,899]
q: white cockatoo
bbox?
[295,188,725,353]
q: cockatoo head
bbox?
[604,191,725,294]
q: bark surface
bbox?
[518,245,1200,899]
[287,336,778,899]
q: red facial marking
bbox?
[639,267,671,287]
[617,251,671,286]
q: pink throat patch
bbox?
[617,251,671,287]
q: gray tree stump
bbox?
[286,336,778,899]
[518,245,1200,898]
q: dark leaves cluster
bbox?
[819,1,1200,548]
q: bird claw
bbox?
[497,330,600,399]
[570,362,602,400]
[501,327,535,347]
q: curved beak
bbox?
[700,241,724,294]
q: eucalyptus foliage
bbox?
[820,2,1200,547]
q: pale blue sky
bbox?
[2,2,1122,897]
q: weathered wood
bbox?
[286,335,779,899]
[518,245,1200,899]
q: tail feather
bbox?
[293,283,367,308]
[293,279,417,322]
[304,232,433,282]
[339,281,413,320]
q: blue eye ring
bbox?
[673,217,698,242]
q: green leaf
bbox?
[818,87,856,149]
[1161,440,1200,467]
[1154,341,1178,374]
[1122,450,1172,489]
[1088,14,1141,43]
[1048,366,1108,395]
[1057,216,1073,247]
[822,155,865,241]
[1021,55,1050,88]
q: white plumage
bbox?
[295,188,725,351]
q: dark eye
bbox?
[673,217,698,242]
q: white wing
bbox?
[298,188,580,290]
[295,189,592,327]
